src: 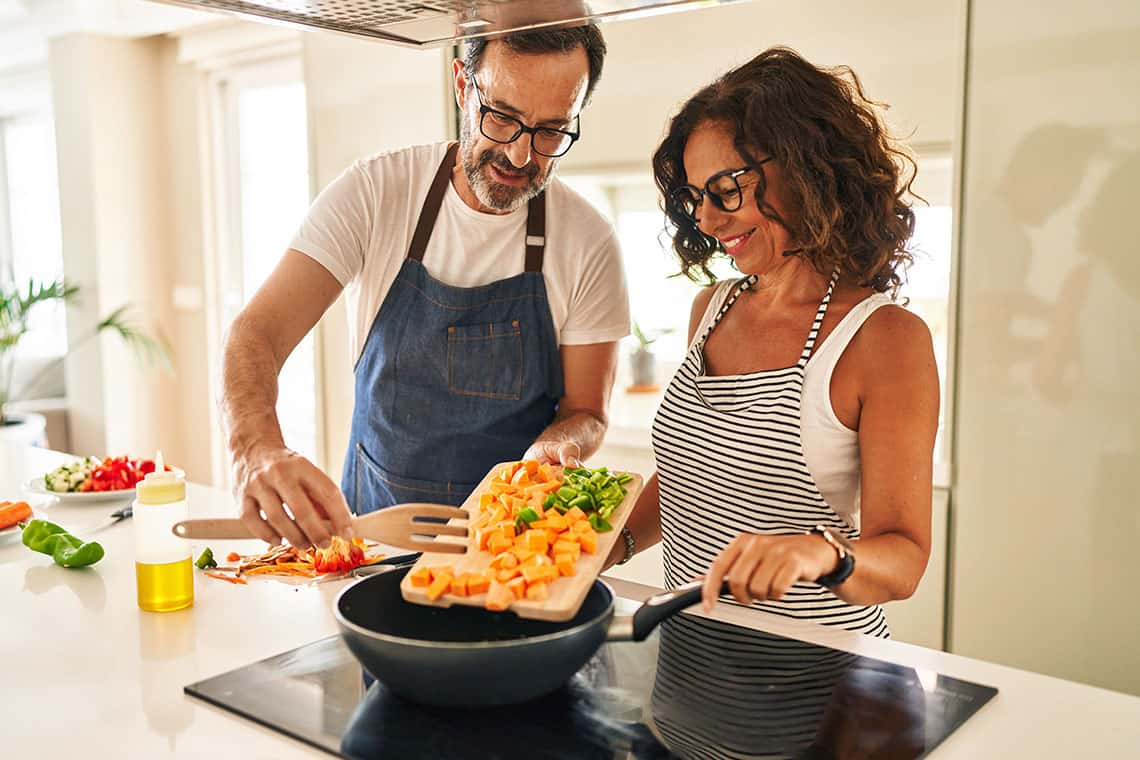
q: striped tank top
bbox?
[652,271,889,637]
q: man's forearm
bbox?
[532,407,608,461]
[220,316,286,457]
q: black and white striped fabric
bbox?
[653,271,889,637]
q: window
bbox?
[0,113,66,359]
[212,57,320,468]
[563,151,956,474]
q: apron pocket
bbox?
[447,320,523,400]
[354,443,477,512]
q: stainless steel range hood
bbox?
[150,0,742,48]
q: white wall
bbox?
[562,0,959,174]
[951,0,1140,695]
[50,33,179,460]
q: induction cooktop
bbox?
[185,608,997,759]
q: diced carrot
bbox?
[508,546,537,563]
[450,575,469,596]
[525,581,549,602]
[496,567,521,582]
[427,575,451,601]
[467,573,490,595]
[521,552,551,568]
[409,567,432,587]
[430,565,455,581]
[479,492,495,509]
[571,520,592,535]
[490,551,519,569]
[506,576,528,599]
[555,554,576,577]
[489,505,508,524]
[510,467,530,486]
[489,481,514,496]
[564,506,587,523]
[538,463,555,482]
[521,564,547,584]
[485,581,514,611]
[578,529,598,555]
[488,533,513,556]
[553,540,581,560]
[523,480,560,496]
[524,460,540,476]
[523,529,548,553]
[543,513,569,532]
[497,522,517,539]
[499,462,521,481]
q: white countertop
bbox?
[3,441,1138,758]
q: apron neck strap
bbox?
[407,142,547,273]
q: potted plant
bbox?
[1,279,169,442]
[628,321,672,392]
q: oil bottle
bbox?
[134,451,193,612]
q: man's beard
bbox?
[460,116,552,212]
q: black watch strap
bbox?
[815,552,855,587]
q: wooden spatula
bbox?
[172,503,469,554]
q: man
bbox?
[220,25,630,550]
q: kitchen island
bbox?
[3,441,1139,758]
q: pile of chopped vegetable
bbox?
[413,460,633,612]
[43,455,167,493]
[197,536,384,585]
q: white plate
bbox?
[24,477,136,505]
[0,520,26,544]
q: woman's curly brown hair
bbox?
[652,47,918,293]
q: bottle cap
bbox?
[136,450,185,505]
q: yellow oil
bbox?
[136,557,194,612]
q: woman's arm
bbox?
[829,304,940,605]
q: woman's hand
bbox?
[701,532,839,612]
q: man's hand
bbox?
[522,440,583,467]
[233,446,354,549]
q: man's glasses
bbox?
[467,72,581,158]
[670,159,772,222]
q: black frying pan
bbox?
[335,563,720,707]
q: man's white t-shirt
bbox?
[289,142,631,362]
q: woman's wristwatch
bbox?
[809,524,856,587]
[617,526,636,565]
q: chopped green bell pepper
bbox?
[21,519,104,568]
[195,547,217,569]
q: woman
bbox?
[611,47,939,637]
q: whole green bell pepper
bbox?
[21,519,105,568]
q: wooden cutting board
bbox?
[399,461,644,622]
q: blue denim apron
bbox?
[341,143,563,514]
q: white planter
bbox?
[0,412,48,447]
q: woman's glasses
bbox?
[670,159,772,222]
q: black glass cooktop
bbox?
[185,605,997,759]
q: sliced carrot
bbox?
[205,572,248,585]
[0,501,33,530]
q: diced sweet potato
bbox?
[564,506,587,523]
[488,533,513,556]
[523,529,548,553]
[490,551,519,570]
[479,492,495,509]
[450,576,469,596]
[578,529,598,555]
[496,567,521,583]
[525,581,549,602]
[553,540,581,560]
[571,520,591,535]
[430,565,455,581]
[509,546,537,563]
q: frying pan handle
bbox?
[608,580,731,642]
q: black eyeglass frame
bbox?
[466,72,581,158]
[670,158,774,222]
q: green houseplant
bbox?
[628,321,673,390]
[0,279,170,428]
